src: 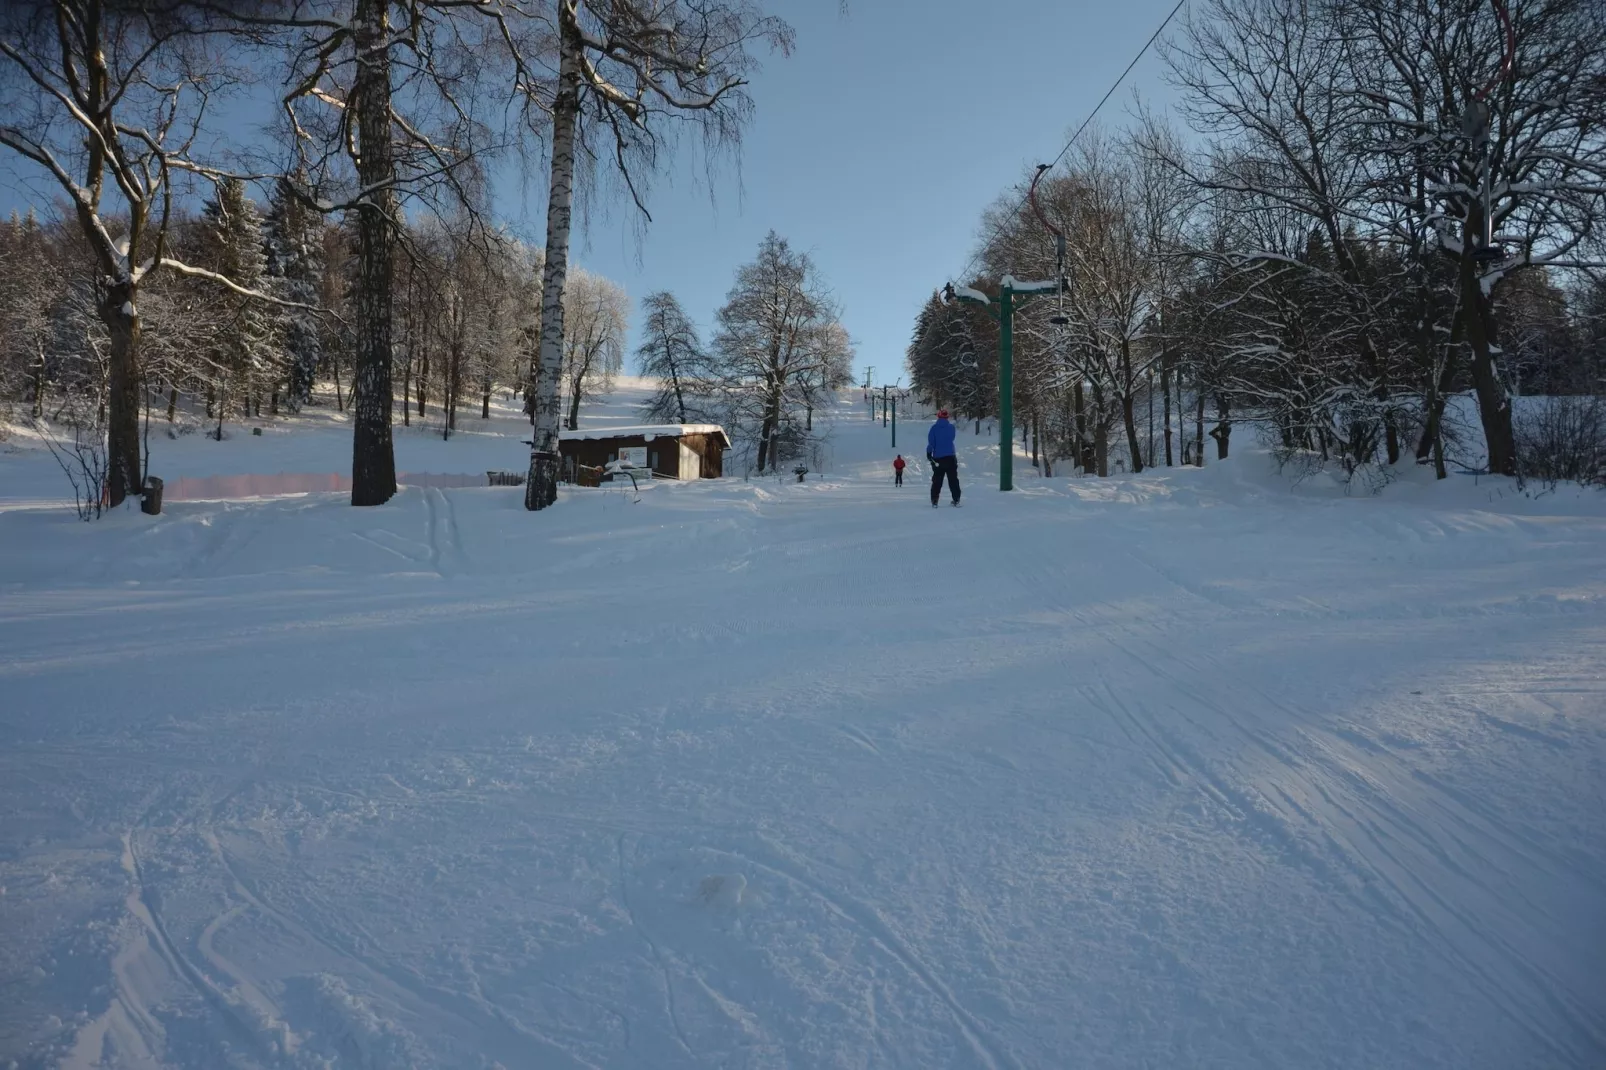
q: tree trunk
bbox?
[31,348,46,418]
[1147,375,1155,467]
[482,376,491,420]
[1161,352,1173,466]
[349,0,399,506]
[566,379,582,431]
[1416,329,1458,472]
[1121,392,1143,473]
[402,285,413,429]
[1211,394,1231,459]
[332,353,344,412]
[525,6,582,510]
[1456,238,1517,476]
[1092,382,1109,477]
[99,284,143,506]
[1414,290,1445,462]
[1193,388,1205,467]
[444,334,461,440]
[757,393,781,473]
[215,374,228,441]
[417,350,427,417]
[166,386,177,423]
[1075,380,1095,474]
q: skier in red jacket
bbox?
[893,454,906,486]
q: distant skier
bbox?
[927,410,961,508]
[893,454,906,486]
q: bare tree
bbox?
[1163,0,1408,467]
[1345,0,1606,475]
[0,212,66,419]
[561,267,627,429]
[637,289,712,423]
[0,0,282,507]
[711,231,848,473]
[260,0,550,503]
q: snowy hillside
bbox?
[1,384,1604,1069]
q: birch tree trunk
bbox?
[350,0,398,506]
[524,4,581,510]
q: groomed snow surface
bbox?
[2,384,1604,1069]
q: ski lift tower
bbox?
[945,166,1068,492]
[946,277,1060,491]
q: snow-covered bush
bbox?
[1517,395,1606,490]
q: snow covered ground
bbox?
[2,384,1604,1069]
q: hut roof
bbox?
[559,424,730,448]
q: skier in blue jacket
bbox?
[927,410,961,507]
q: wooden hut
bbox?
[558,425,730,486]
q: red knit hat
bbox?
[937,409,949,419]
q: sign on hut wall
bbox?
[618,447,648,468]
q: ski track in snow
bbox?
[2,387,1604,1068]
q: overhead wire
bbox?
[953,0,1189,287]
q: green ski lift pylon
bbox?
[945,276,1064,492]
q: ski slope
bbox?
[2,386,1604,1068]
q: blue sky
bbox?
[564,0,1186,385]
[0,0,1187,386]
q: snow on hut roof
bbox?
[558,424,729,445]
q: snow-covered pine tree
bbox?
[265,177,325,411]
[199,179,281,434]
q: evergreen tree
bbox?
[199,179,280,431]
[264,177,326,410]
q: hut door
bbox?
[678,440,701,480]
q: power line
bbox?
[955,0,1189,285]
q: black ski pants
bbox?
[930,455,960,504]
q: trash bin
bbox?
[140,476,163,515]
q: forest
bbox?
[909,0,1605,489]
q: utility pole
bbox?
[891,391,897,448]
[882,384,889,427]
